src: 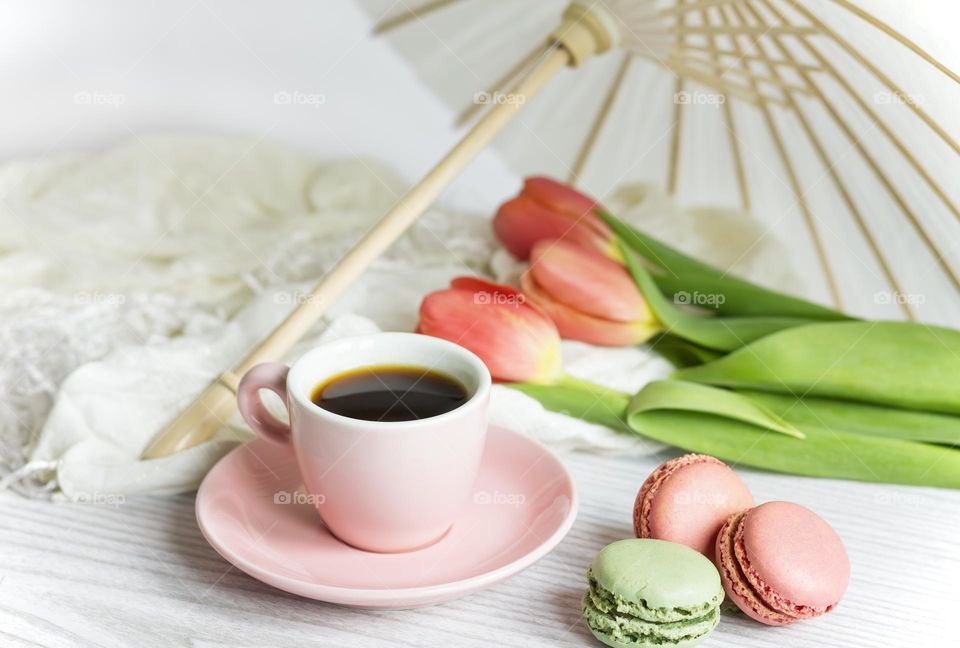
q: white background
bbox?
[0,0,518,211]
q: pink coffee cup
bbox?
[237,332,491,553]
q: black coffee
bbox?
[311,364,469,422]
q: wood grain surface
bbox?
[1,448,957,647]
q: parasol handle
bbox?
[141,45,573,458]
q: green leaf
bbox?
[647,333,723,368]
[675,321,960,416]
[511,376,960,489]
[598,211,848,321]
[620,242,813,351]
[737,390,960,445]
[622,409,960,489]
[628,380,803,438]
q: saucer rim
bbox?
[195,425,579,607]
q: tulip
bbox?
[418,277,562,383]
[494,176,619,260]
[520,239,660,346]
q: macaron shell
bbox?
[590,539,724,613]
[634,455,711,536]
[634,454,754,560]
[585,626,711,648]
[715,511,795,626]
[738,501,850,615]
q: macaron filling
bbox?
[583,571,721,645]
[586,571,721,623]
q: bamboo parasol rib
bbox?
[825,0,960,86]
[371,0,460,34]
[713,1,844,307]
[705,6,750,211]
[664,0,694,198]
[657,56,814,95]
[672,44,821,70]
[759,0,960,292]
[568,53,633,183]
[781,0,960,158]
[725,1,913,318]
[635,55,808,104]
[774,6,960,228]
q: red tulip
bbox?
[493,176,619,260]
[418,277,562,383]
[521,239,660,346]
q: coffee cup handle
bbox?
[237,362,292,446]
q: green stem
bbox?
[508,373,632,433]
[554,373,630,401]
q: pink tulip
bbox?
[418,277,562,383]
[522,176,597,217]
[493,176,619,260]
[521,239,660,346]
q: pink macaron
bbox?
[716,501,850,625]
[634,454,754,560]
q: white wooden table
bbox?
[2,448,957,647]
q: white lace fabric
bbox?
[0,136,800,500]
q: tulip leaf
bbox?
[675,320,960,416]
[511,377,960,489]
[598,211,849,321]
[737,390,960,445]
[624,409,960,489]
[628,380,803,438]
[648,333,723,368]
[619,243,812,351]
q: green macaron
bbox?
[582,539,724,648]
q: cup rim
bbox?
[286,332,491,429]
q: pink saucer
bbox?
[196,425,578,608]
